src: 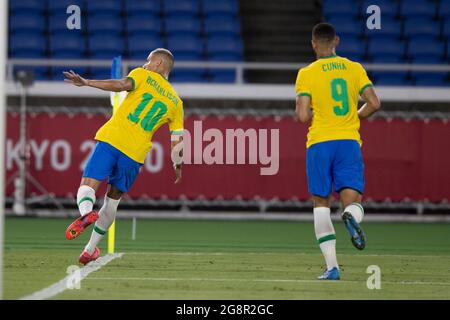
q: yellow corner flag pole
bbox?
[107,56,122,254]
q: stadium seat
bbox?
[88,14,123,35]
[125,0,161,16]
[399,0,436,19]
[408,39,445,61]
[10,12,45,33]
[14,66,49,80]
[48,14,83,35]
[365,18,402,40]
[10,0,45,13]
[367,38,404,58]
[438,0,450,19]
[322,0,359,20]
[206,35,242,58]
[126,15,162,36]
[327,18,362,37]
[372,71,411,86]
[204,16,241,36]
[90,67,114,79]
[88,34,125,59]
[49,34,86,58]
[51,66,89,81]
[413,72,449,86]
[128,35,165,59]
[163,0,200,17]
[336,37,366,61]
[443,19,450,40]
[361,0,398,18]
[208,52,242,61]
[87,0,123,15]
[48,0,85,14]
[209,70,236,83]
[203,0,239,18]
[10,33,46,57]
[168,35,204,57]
[165,16,201,36]
[170,69,207,83]
[403,18,441,40]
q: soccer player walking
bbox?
[295,23,381,280]
[63,49,184,265]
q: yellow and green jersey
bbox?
[295,55,372,148]
[95,68,184,163]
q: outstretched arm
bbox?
[63,70,133,92]
[358,86,381,120]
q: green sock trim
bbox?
[94,225,106,235]
[318,234,336,244]
[351,202,364,214]
[78,196,94,206]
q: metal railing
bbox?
[8,58,450,85]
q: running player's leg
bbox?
[80,150,142,262]
[66,142,117,240]
[334,140,366,249]
[307,141,339,279]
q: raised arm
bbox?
[63,70,133,92]
[358,86,381,120]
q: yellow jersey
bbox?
[95,68,184,163]
[295,55,372,148]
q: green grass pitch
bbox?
[4,217,450,299]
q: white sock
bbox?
[314,207,338,270]
[77,185,96,216]
[344,202,364,223]
[85,196,120,255]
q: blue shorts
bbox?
[83,141,142,193]
[306,139,364,198]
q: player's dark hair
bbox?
[151,48,174,73]
[312,23,336,42]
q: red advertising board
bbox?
[5,112,450,202]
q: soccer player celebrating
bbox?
[63,49,184,265]
[295,23,381,280]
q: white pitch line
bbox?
[86,276,450,286]
[19,253,124,300]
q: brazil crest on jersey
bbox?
[295,55,372,148]
[95,68,184,163]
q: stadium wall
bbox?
[5,111,449,205]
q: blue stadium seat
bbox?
[48,0,85,14]
[203,0,238,18]
[88,34,125,59]
[126,15,162,36]
[443,18,450,40]
[207,35,242,58]
[403,18,441,40]
[204,16,241,36]
[327,18,362,37]
[336,37,366,61]
[10,0,45,13]
[14,66,49,81]
[208,52,242,61]
[372,71,411,86]
[51,67,89,81]
[125,0,161,16]
[365,18,402,40]
[410,56,445,64]
[10,13,45,33]
[447,41,450,59]
[368,38,405,60]
[408,39,445,61]
[48,14,83,34]
[128,35,165,59]
[170,69,207,83]
[399,0,436,19]
[10,33,46,57]
[88,14,123,35]
[163,0,200,17]
[209,70,236,83]
[439,0,450,19]
[49,34,86,58]
[168,35,204,57]
[165,16,201,35]
[413,72,449,86]
[90,67,114,79]
[361,0,398,18]
[323,0,359,20]
[87,0,123,15]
